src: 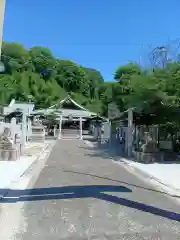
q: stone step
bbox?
[61,136,80,139]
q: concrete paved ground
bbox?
[2,140,180,239]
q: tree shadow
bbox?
[84,140,180,164]
[156,161,180,164]
[1,185,131,202]
[1,184,180,222]
[81,142,180,198]
[83,140,124,161]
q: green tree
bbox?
[83,68,104,99]
[2,42,31,73]
[55,60,89,95]
[0,41,107,113]
[29,46,55,80]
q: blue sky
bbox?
[3,0,180,81]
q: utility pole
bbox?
[0,0,5,57]
[0,0,5,73]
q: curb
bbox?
[0,141,55,200]
[83,140,95,148]
[23,140,56,193]
[118,158,180,195]
[19,142,49,178]
[84,140,180,196]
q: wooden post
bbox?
[79,117,83,140]
[58,115,62,139]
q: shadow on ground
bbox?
[63,170,179,198]
[0,185,180,222]
[83,139,180,164]
[82,140,180,195]
[82,140,124,161]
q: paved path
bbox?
[6,140,180,239]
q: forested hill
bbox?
[1,42,180,124]
[0,42,108,114]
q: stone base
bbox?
[0,145,20,161]
[133,151,163,163]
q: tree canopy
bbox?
[0,42,105,111]
[112,61,180,124]
[1,41,180,124]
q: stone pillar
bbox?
[97,124,101,142]
[26,108,31,141]
[127,109,133,157]
[79,117,83,140]
[27,118,32,141]
[104,121,111,142]
[58,115,62,139]
[21,112,27,153]
[0,0,5,58]
[53,125,56,138]
[11,117,16,142]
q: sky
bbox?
[3,0,180,81]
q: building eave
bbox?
[48,95,89,112]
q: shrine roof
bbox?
[46,95,97,118]
[48,95,90,111]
